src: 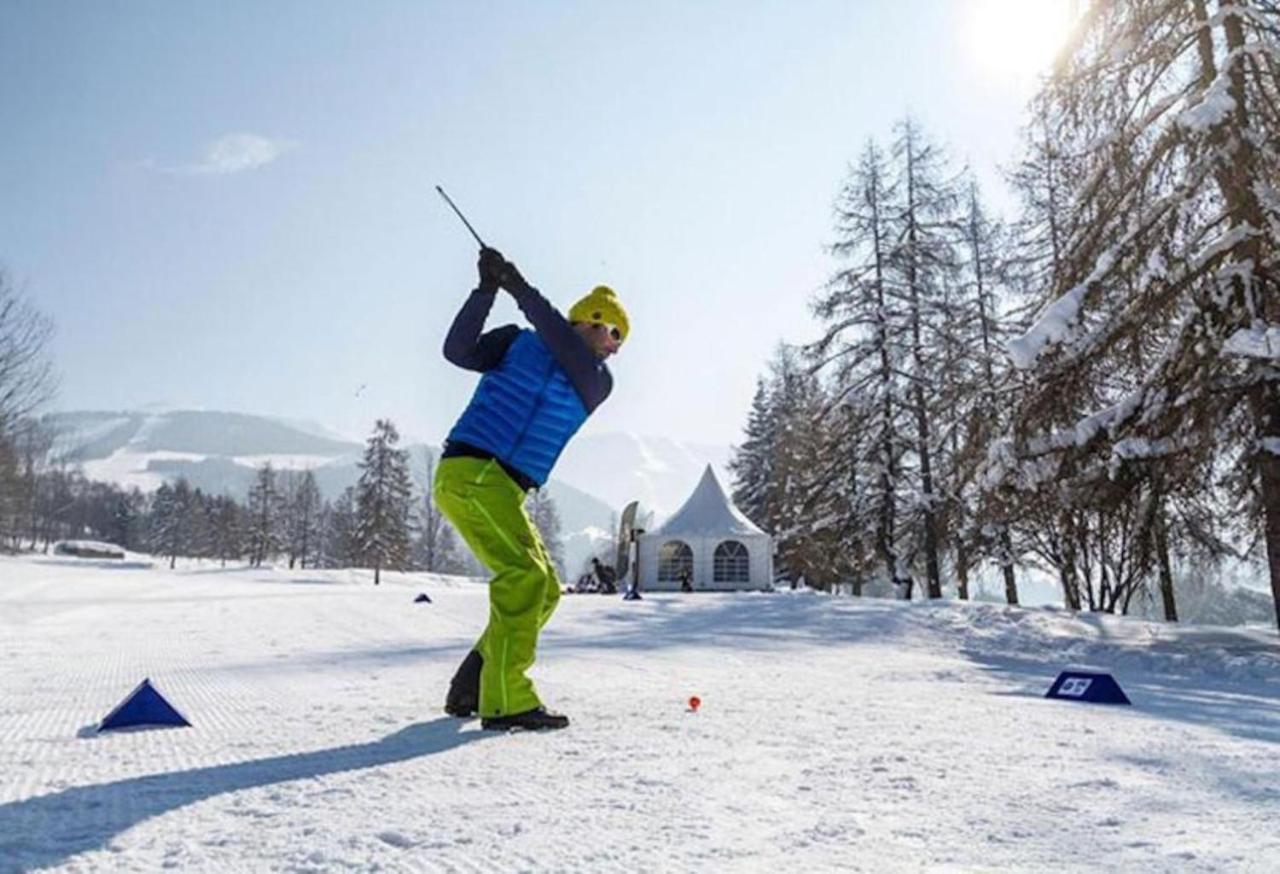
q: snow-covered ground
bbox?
[1,554,1277,873]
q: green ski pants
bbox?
[432,456,561,718]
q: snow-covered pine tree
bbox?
[322,486,359,569]
[170,480,209,561]
[209,494,243,567]
[731,346,835,585]
[810,138,916,596]
[246,463,281,568]
[772,348,844,586]
[355,419,413,584]
[299,470,323,570]
[281,469,322,570]
[526,488,566,580]
[149,482,181,568]
[800,389,879,593]
[885,117,963,600]
[277,471,300,567]
[992,103,1103,609]
[990,0,1280,629]
[948,179,1023,604]
[729,379,776,528]
[997,112,1096,610]
[100,486,140,552]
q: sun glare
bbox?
[966,0,1076,80]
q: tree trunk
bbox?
[1252,383,1280,633]
[1059,567,1079,611]
[1154,509,1179,623]
[1215,1,1280,633]
[1003,561,1019,606]
[1057,538,1083,611]
[914,383,943,599]
[999,528,1019,606]
[956,540,971,601]
[902,135,942,600]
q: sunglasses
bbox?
[594,322,623,344]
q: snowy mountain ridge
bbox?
[42,409,736,576]
[45,409,733,510]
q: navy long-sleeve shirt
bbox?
[442,286,613,413]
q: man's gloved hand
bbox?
[477,247,505,293]
[495,257,532,295]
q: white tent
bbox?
[635,465,773,592]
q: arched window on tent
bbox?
[714,540,749,583]
[658,541,693,582]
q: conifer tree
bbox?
[886,117,960,599]
[949,179,1022,603]
[149,482,181,568]
[991,0,1280,629]
[323,487,359,568]
[281,469,322,569]
[730,379,776,528]
[355,419,414,584]
[109,488,145,552]
[209,494,244,567]
[810,139,916,596]
[246,463,281,567]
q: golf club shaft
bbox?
[435,185,487,248]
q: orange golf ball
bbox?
[688,695,701,712]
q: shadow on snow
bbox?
[0,718,488,873]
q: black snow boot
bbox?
[444,650,483,717]
[481,707,570,732]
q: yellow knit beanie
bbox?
[569,285,629,343]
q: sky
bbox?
[0,0,1074,447]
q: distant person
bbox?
[436,247,629,732]
[680,568,693,593]
[592,556,618,595]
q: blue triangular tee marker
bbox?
[1045,670,1131,705]
[98,678,192,732]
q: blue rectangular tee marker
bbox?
[98,678,192,731]
[1045,671,1131,705]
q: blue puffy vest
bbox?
[446,330,589,487]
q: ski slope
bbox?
[1,553,1277,873]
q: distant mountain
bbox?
[43,409,733,577]
[46,410,364,496]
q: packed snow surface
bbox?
[1,554,1278,873]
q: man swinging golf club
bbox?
[436,245,627,731]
